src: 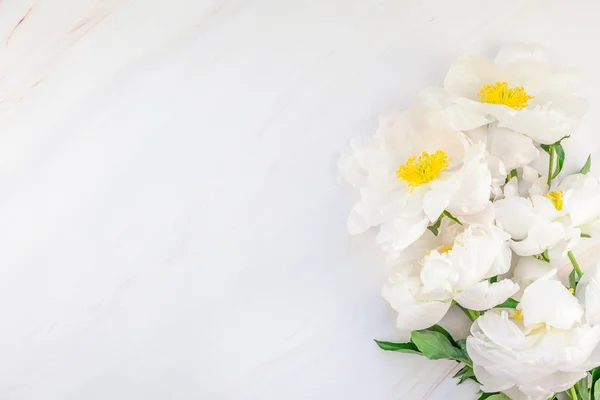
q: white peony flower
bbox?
[339,107,492,252]
[420,87,540,179]
[443,43,587,144]
[468,272,600,400]
[382,221,517,331]
[495,173,600,257]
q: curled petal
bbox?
[444,56,498,99]
[455,279,519,311]
[487,126,539,170]
[520,278,583,329]
[382,280,451,331]
[510,221,567,256]
[377,216,429,253]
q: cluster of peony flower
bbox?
[340,44,600,400]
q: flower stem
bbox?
[569,385,578,400]
[568,250,583,278]
[548,145,555,187]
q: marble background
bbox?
[1,0,600,399]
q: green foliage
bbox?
[375,324,472,370]
[373,340,421,355]
[581,154,592,175]
[494,298,519,309]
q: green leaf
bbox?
[541,144,551,154]
[570,269,578,291]
[591,367,600,399]
[478,393,510,400]
[443,210,462,225]
[427,324,458,347]
[456,339,467,353]
[410,330,469,364]
[489,275,498,284]
[505,168,518,183]
[456,303,479,321]
[427,214,443,236]
[453,365,471,379]
[494,298,519,309]
[594,379,600,400]
[427,211,463,235]
[575,375,590,400]
[459,372,477,385]
[582,233,593,238]
[453,365,478,385]
[541,249,550,262]
[551,142,565,179]
[581,154,592,175]
[374,340,421,355]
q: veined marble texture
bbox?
[1,0,600,399]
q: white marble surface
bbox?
[2,0,600,399]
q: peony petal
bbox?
[520,278,583,329]
[518,370,586,399]
[502,386,547,400]
[494,196,538,239]
[530,195,563,220]
[420,252,458,300]
[347,207,371,234]
[494,43,550,68]
[382,278,451,331]
[445,144,492,216]
[422,187,451,223]
[487,126,539,170]
[488,100,587,145]
[418,86,492,131]
[458,201,495,226]
[564,186,600,227]
[377,215,429,252]
[444,55,498,99]
[475,310,535,350]
[455,279,519,311]
[576,261,600,326]
[503,176,519,198]
[510,221,566,256]
[338,145,366,187]
[375,110,421,156]
[513,257,554,299]
[393,301,451,331]
[473,364,516,394]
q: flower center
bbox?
[440,244,453,254]
[397,150,450,191]
[545,191,563,210]
[478,82,534,110]
[509,309,523,323]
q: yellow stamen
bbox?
[397,150,450,191]
[478,82,534,110]
[440,244,453,254]
[569,288,575,294]
[545,191,563,210]
[509,309,523,323]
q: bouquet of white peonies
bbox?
[339,44,600,400]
